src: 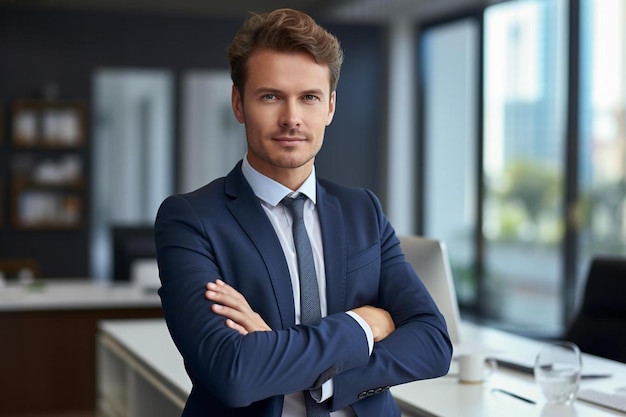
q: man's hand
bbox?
[205,279,272,335]
[351,306,396,342]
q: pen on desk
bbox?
[581,373,612,380]
[491,388,536,405]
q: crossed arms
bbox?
[206,278,396,342]
[155,185,453,411]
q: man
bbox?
[155,8,452,417]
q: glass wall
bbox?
[482,0,568,333]
[180,70,246,194]
[577,0,626,295]
[421,19,480,308]
[91,69,174,281]
[419,0,626,336]
[421,0,626,335]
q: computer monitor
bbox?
[111,225,157,282]
[398,235,462,345]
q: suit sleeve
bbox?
[330,189,453,411]
[155,194,371,408]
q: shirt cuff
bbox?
[311,312,373,403]
[311,380,333,402]
[346,311,374,355]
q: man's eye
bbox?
[304,95,319,101]
[263,94,277,100]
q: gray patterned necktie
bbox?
[282,195,330,417]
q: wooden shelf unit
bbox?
[8,99,88,230]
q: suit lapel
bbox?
[316,183,347,315]
[223,164,348,324]
[225,163,296,328]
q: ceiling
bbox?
[0,0,347,17]
[0,0,489,22]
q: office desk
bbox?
[392,321,626,417]
[97,319,626,417]
[0,279,161,311]
[0,280,163,416]
[98,319,190,417]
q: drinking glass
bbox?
[534,341,582,405]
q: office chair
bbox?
[565,256,626,363]
[398,235,462,345]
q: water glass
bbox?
[534,341,582,405]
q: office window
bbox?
[91,69,174,281]
[419,0,626,335]
[482,0,567,332]
[578,1,626,290]
[421,19,480,306]
[180,71,246,193]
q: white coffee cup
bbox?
[458,353,497,384]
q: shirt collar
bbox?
[241,154,317,207]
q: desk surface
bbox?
[99,318,192,395]
[0,283,163,415]
[99,319,626,417]
[392,321,626,417]
[0,279,161,311]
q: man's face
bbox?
[232,48,336,186]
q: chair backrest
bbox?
[579,257,626,316]
[565,256,626,363]
[398,235,462,345]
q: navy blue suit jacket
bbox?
[154,161,452,416]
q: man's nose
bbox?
[279,100,302,128]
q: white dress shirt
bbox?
[241,156,372,417]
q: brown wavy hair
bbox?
[228,8,344,95]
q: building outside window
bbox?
[420,0,626,336]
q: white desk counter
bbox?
[0,279,161,311]
[392,321,626,417]
[0,280,163,416]
[97,319,626,417]
[98,319,190,417]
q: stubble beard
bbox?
[252,127,323,171]
[260,146,317,170]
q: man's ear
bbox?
[232,85,245,124]
[326,91,336,126]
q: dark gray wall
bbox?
[0,7,384,277]
[316,25,384,190]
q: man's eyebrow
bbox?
[302,89,326,97]
[253,87,281,95]
[252,87,327,97]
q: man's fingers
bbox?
[206,282,251,312]
[351,305,396,342]
[226,319,249,335]
[212,303,250,328]
[205,280,272,333]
